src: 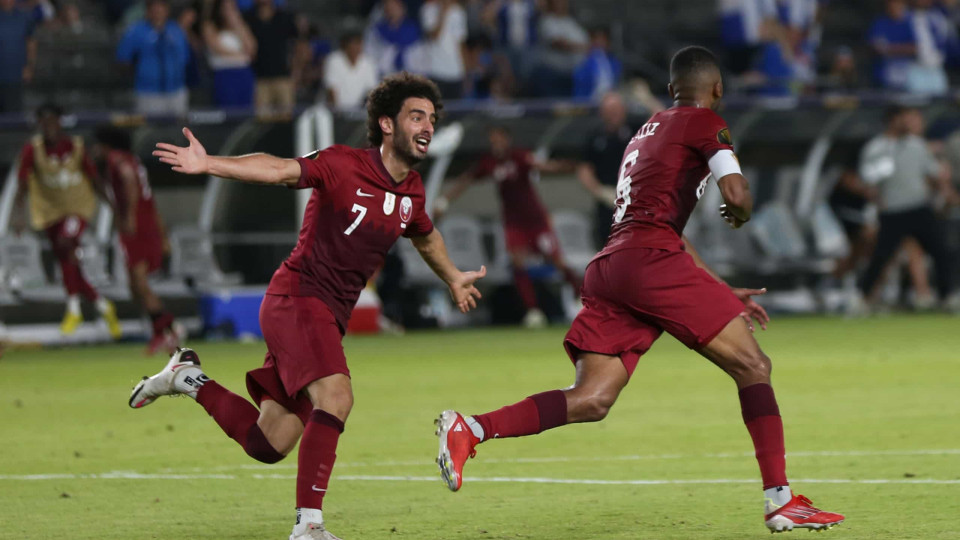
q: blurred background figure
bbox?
[435,125,580,328]
[323,30,378,110]
[577,92,633,250]
[906,0,959,95]
[853,106,959,313]
[531,0,587,97]
[116,0,190,116]
[868,0,917,92]
[718,0,779,75]
[245,0,297,116]
[201,0,257,109]
[365,0,421,77]
[0,0,36,113]
[573,26,623,101]
[92,125,182,355]
[13,103,121,337]
[420,0,468,99]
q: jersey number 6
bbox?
[344,204,368,235]
[614,149,639,223]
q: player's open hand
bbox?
[719,204,748,229]
[731,287,769,332]
[449,265,486,313]
[153,127,209,175]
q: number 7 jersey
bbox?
[599,106,734,257]
[266,145,434,332]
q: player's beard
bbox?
[392,127,427,167]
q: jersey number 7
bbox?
[344,204,367,235]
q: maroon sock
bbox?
[150,311,175,337]
[739,383,788,489]
[196,381,284,463]
[296,409,344,510]
[512,267,539,309]
[59,256,98,300]
[560,266,582,293]
[473,390,567,441]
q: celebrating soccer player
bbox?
[436,47,845,534]
[434,125,580,328]
[13,103,122,338]
[131,73,485,540]
[92,125,182,355]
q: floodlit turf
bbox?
[2,315,959,539]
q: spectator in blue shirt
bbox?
[235,0,283,12]
[573,27,623,101]
[116,0,191,115]
[868,0,917,90]
[365,0,421,76]
[0,0,36,113]
[907,0,959,95]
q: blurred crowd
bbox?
[1,0,960,115]
[722,0,960,96]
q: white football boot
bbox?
[289,522,342,540]
[128,348,205,408]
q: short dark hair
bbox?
[883,103,911,125]
[94,124,133,152]
[366,72,443,147]
[36,102,63,119]
[669,45,720,86]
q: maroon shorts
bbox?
[563,248,744,376]
[44,215,86,250]
[505,223,562,258]
[245,294,348,421]
[119,211,163,272]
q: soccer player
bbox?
[92,125,182,355]
[435,47,845,533]
[434,125,580,328]
[130,73,485,540]
[13,103,122,338]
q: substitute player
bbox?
[93,125,182,355]
[436,47,844,534]
[130,73,485,540]
[434,125,580,328]
[14,103,121,338]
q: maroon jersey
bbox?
[104,149,157,219]
[472,149,550,230]
[267,145,434,331]
[598,106,733,257]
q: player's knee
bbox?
[580,392,616,422]
[732,350,771,384]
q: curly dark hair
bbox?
[366,72,443,147]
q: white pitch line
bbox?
[3,472,959,485]
[159,448,960,474]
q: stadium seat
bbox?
[0,234,48,293]
[437,216,487,273]
[168,226,241,288]
[552,210,594,275]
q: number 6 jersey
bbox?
[266,145,434,332]
[599,106,734,257]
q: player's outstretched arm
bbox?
[410,229,486,313]
[153,127,301,186]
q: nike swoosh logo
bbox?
[311,485,327,492]
[356,189,374,197]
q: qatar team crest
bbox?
[400,196,413,223]
[383,192,396,215]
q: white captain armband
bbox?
[707,149,742,181]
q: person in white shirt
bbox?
[323,31,379,110]
[420,0,468,99]
[531,0,587,96]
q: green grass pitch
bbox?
[2,315,959,539]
